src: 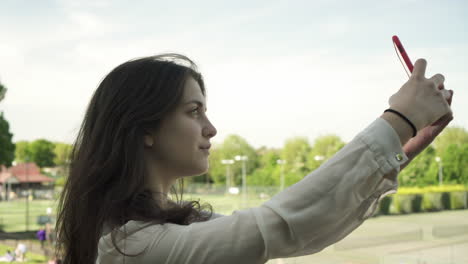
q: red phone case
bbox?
[392,35,414,73]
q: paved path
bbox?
[267,210,468,264]
[1,210,467,263]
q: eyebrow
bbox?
[184,100,207,110]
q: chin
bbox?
[197,164,209,175]
[185,162,209,177]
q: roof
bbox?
[0,163,54,184]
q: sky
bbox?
[0,0,467,149]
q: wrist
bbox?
[384,109,417,137]
[380,112,413,146]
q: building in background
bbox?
[0,163,55,201]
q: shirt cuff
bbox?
[357,117,409,176]
[355,117,410,220]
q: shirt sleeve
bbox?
[100,117,409,264]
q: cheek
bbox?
[163,121,199,153]
[175,118,201,141]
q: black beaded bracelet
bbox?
[384,109,417,137]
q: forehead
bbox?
[182,77,205,103]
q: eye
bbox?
[190,107,201,115]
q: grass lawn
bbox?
[0,200,58,233]
[0,193,270,232]
[181,192,271,215]
[0,243,47,263]
[14,189,458,234]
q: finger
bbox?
[441,89,451,100]
[429,73,445,89]
[411,58,427,79]
[447,90,454,106]
[432,114,453,135]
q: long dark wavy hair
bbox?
[55,54,213,264]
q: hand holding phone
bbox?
[392,35,445,90]
[389,35,453,130]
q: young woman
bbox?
[55,54,454,264]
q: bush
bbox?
[411,194,423,213]
[390,194,413,214]
[450,191,467,209]
[379,196,392,215]
[441,192,451,210]
[383,185,468,215]
[422,192,443,211]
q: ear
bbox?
[144,134,154,147]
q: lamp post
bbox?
[276,159,286,191]
[435,156,443,186]
[314,155,325,162]
[221,159,234,193]
[25,157,30,232]
[234,155,248,206]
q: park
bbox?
[1,2,468,262]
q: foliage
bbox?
[14,139,59,168]
[207,134,259,186]
[0,81,6,102]
[307,134,345,171]
[434,126,468,151]
[280,137,311,185]
[398,145,438,186]
[53,142,72,166]
[383,185,468,214]
[397,184,468,194]
[29,139,56,167]
[440,143,468,185]
[249,148,281,186]
[55,176,67,187]
[0,112,15,167]
[14,140,32,163]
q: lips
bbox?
[199,143,211,150]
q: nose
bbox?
[203,119,217,138]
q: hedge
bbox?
[376,185,468,216]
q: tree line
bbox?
[192,128,468,188]
[1,80,467,187]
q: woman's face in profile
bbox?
[145,77,217,179]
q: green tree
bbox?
[53,142,72,166]
[0,112,15,167]
[14,140,32,163]
[29,139,56,167]
[249,148,281,186]
[207,135,259,186]
[434,126,468,152]
[281,137,311,186]
[440,143,468,184]
[307,134,345,171]
[399,145,438,186]
[0,82,6,102]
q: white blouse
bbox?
[96,117,409,264]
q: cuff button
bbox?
[395,153,403,161]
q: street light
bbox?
[234,155,248,206]
[221,159,234,193]
[25,157,30,232]
[435,156,443,186]
[314,155,325,161]
[276,159,286,191]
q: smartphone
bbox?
[392,35,414,77]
